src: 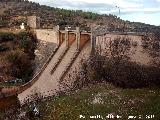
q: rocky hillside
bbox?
[0,0,159,32]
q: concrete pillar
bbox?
[91,26,96,54]
[76,27,80,50]
[65,27,69,48]
[97,36,99,42]
[60,32,63,45]
[55,25,60,46]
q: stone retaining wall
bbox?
[95,33,151,65]
[35,29,58,44]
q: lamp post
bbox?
[115,6,120,17]
[115,6,121,31]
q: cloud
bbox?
[123,8,160,13]
[29,0,160,14]
[100,7,160,15]
[64,0,142,8]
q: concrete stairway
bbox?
[48,41,67,72]
[50,43,68,74]
[60,41,91,89]
[51,41,77,83]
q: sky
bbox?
[29,0,160,26]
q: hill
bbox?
[0,0,159,32]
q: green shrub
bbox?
[6,52,18,63]
[0,32,15,42]
[16,31,37,53]
[0,45,8,52]
[98,59,160,88]
[16,31,29,40]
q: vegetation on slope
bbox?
[0,30,37,85]
[0,0,159,32]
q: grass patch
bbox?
[27,83,160,120]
